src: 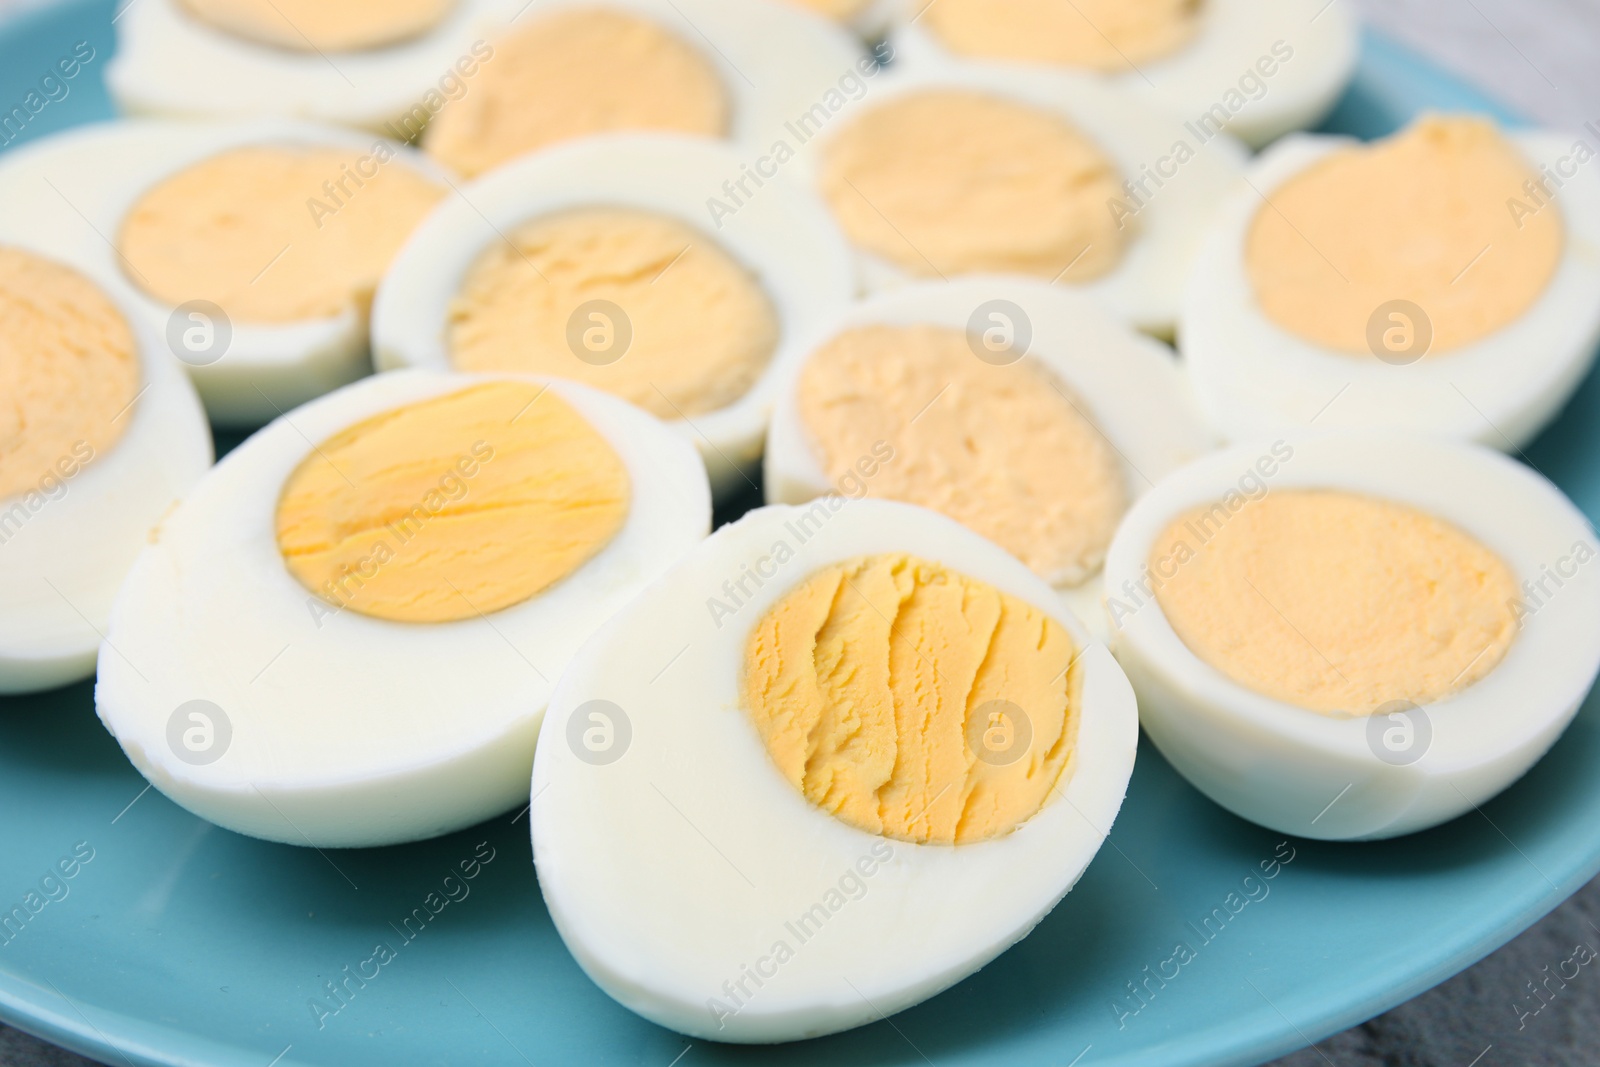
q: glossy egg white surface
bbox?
[0,118,450,426]
[888,0,1359,147]
[95,370,710,848]
[373,134,857,498]
[763,276,1215,636]
[1102,431,1600,841]
[0,252,212,694]
[531,499,1139,1042]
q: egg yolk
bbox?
[797,325,1126,585]
[0,248,139,502]
[117,145,444,324]
[423,7,729,178]
[785,0,873,21]
[275,381,629,624]
[448,206,779,421]
[743,554,1079,845]
[1150,489,1518,715]
[920,0,1202,71]
[1246,116,1564,356]
[819,90,1127,282]
[178,0,455,51]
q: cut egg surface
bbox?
[799,62,1248,334]
[1101,431,1600,841]
[888,0,1359,147]
[95,371,710,848]
[0,246,212,694]
[530,499,1139,1042]
[763,277,1214,635]
[373,134,856,498]
[0,119,450,425]
[1181,116,1600,449]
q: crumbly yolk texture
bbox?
[798,325,1126,586]
[448,206,779,421]
[0,248,139,501]
[819,90,1127,282]
[1151,490,1518,715]
[179,0,454,51]
[423,7,728,178]
[275,381,629,624]
[117,145,444,324]
[921,0,1202,71]
[743,554,1079,845]
[1246,116,1564,356]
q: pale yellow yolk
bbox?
[0,248,139,501]
[798,325,1126,585]
[275,381,629,624]
[743,554,1078,845]
[1246,116,1565,356]
[448,206,780,421]
[1150,490,1518,715]
[179,0,454,51]
[819,90,1127,282]
[785,0,873,21]
[922,0,1201,71]
[118,146,444,324]
[423,7,729,178]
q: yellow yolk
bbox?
[1246,116,1565,356]
[276,381,629,624]
[1150,490,1518,715]
[423,7,729,178]
[797,325,1126,585]
[785,0,872,20]
[742,554,1079,845]
[921,0,1201,71]
[819,89,1127,281]
[448,206,780,421]
[178,0,454,51]
[117,145,444,324]
[0,248,139,502]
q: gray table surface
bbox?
[3,0,1600,1063]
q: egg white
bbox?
[94,370,710,847]
[792,62,1248,336]
[531,499,1139,1042]
[1102,431,1600,840]
[0,251,212,694]
[888,0,1359,147]
[373,133,857,499]
[0,118,451,426]
[1180,130,1600,450]
[763,276,1215,635]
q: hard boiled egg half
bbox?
[95,371,709,847]
[1181,115,1600,449]
[0,244,211,694]
[764,277,1214,637]
[888,0,1358,147]
[1103,431,1600,840]
[797,62,1247,335]
[0,119,449,425]
[374,134,856,498]
[531,499,1138,1040]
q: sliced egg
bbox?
[107,0,519,132]
[0,118,449,426]
[373,134,856,498]
[531,499,1138,1040]
[764,276,1214,636]
[95,370,709,847]
[888,0,1358,147]
[0,245,212,694]
[794,61,1247,335]
[1102,431,1600,840]
[1182,116,1600,450]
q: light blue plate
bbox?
[0,6,1588,1066]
